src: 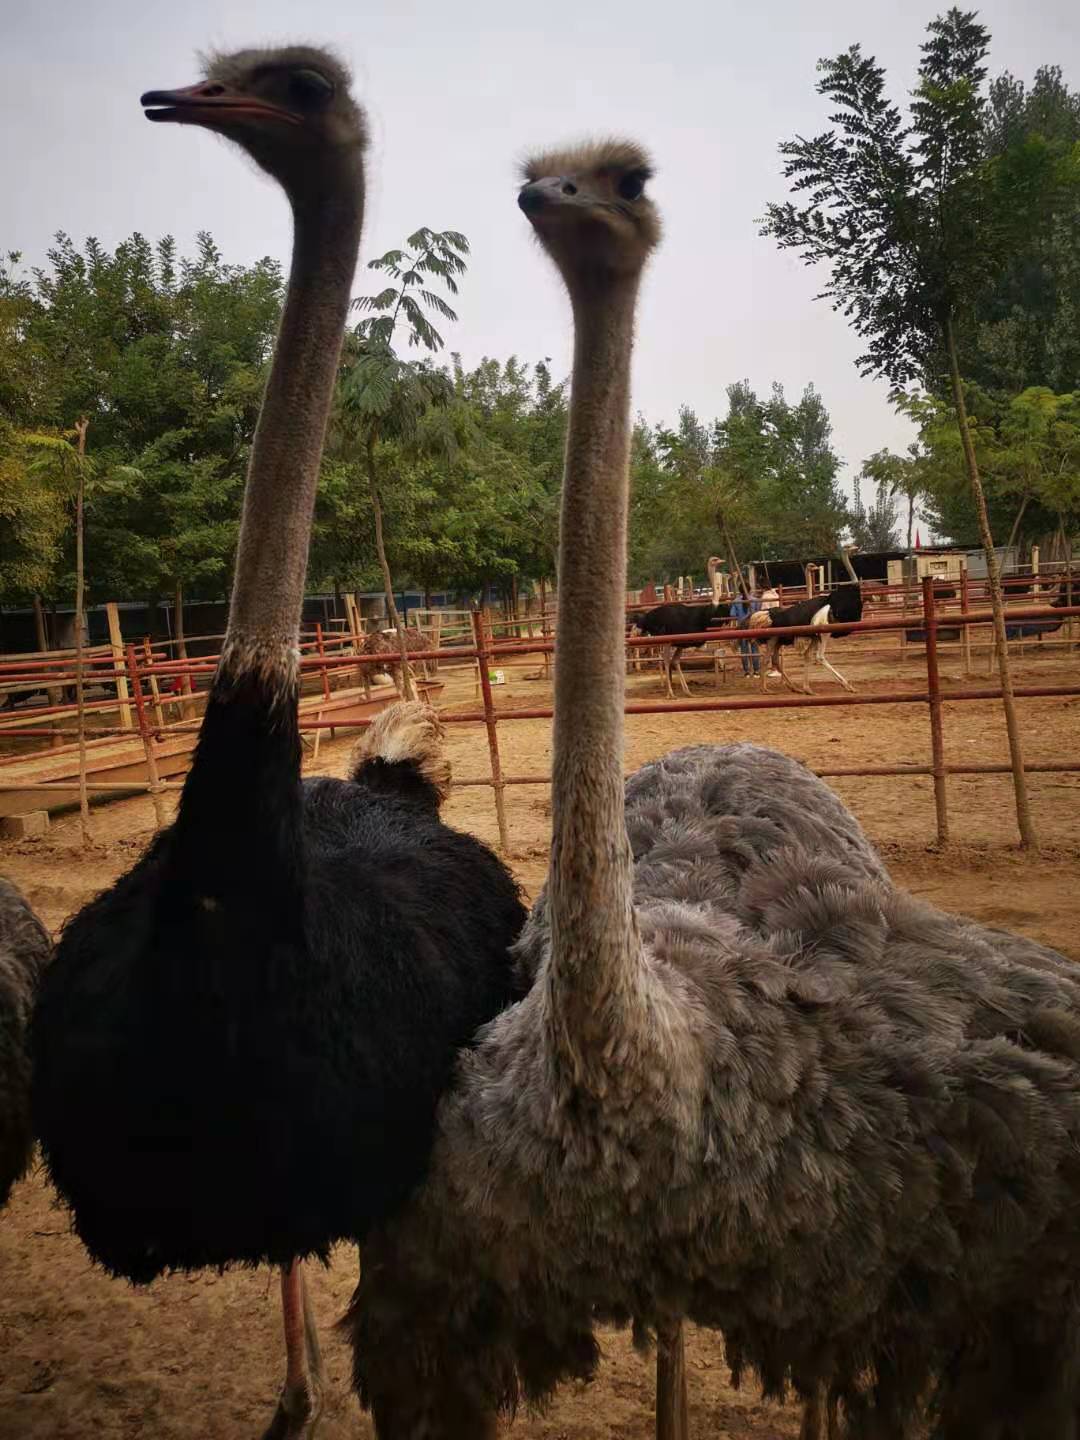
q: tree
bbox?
[338,228,470,695]
[972,66,1080,394]
[18,422,138,842]
[762,8,1078,846]
[2,233,284,611]
[859,447,929,552]
[850,464,901,551]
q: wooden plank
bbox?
[104,602,133,730]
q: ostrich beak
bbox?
[518,176,581,216]
[140,81,302,129]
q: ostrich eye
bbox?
[617,171,646,202]
[288,69,335,106]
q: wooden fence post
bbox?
[143,638,165,729]
[127,642,167,830]
[922,577,949,847]
[960,570,972,676]
[472,608,510,853]
[104,602,133,730]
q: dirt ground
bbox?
[2,637,1079,1440]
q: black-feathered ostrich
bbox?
[1,877,51,1209]
[632,559,733,697]
[31,46,525,1440]
[748,583,863,694]
[345,139,1080,1440]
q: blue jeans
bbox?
[739,639,759,676]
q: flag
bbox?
[915,529,922,549]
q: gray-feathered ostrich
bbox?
[1,877,50,1209]
[344,139,1080,1440]
[31,46,524,1440]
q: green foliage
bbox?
[0,232,283,606]
[902,385,1080,544]
[762,9,1079,392]
[968,67,1080,393]
[0,423,69,600]
[858,446,932,551]
[627,385,851,584]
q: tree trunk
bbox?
[74,417,92,847]
[174,579,196,719]
[945,315,1036,848]
[1005,494,1030,556]
[32,594,48,652]
[716,507,749,597]
[907,496,914,554]
[33,593,62,708]
[366,435,415,701]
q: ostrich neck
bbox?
[222,182,364,684]
[546,277,646,1064]
[169,170,363,915]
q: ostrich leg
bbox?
[815,640,854,693]
[263,1261,323,1440]
[656,1320,689,1440]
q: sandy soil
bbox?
[2,639,1079,1440]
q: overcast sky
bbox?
[4,0,1077,502]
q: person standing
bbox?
[729,591,760,679]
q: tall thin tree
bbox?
[340,228,469,696]
[762,8,1074,846]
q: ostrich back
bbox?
[0,877,51,1207]
[32,743,525,1282]
[352,744,1080,1437]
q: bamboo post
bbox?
[471,608,510,853]
[922,577,949,847]
[960,570,972,676]
[143,638,165,729]
[104,602,133,729]
[127,642,167,830]
[540,577,551,680]
[314,621,335,745]
[314,622,332,703]
[655,1321,689,1440]
[345,594,367,695]
[73,417,92,847]
[173,580,196,720]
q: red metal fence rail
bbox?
[1,588,1078,847]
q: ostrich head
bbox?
[141,45,367,195]
[518,140,660,290]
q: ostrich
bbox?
[345,139,1080,1440]
[1,877,50,1209]
[631,558,733,697]
[748,583,863,694]
[359,626,433,697]
[30,46,525,1440]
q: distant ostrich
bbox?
[1,877,50,1209]
[748,583,863,693]
[631,558,732,697]
[31,47,525,1440]
[359,627,433,697]
[346,139,1080,1440]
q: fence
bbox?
[1,583,1079,850]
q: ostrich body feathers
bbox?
[349,743,1080,1437]
[0,876,51,1207]
[32,690,525,1282]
